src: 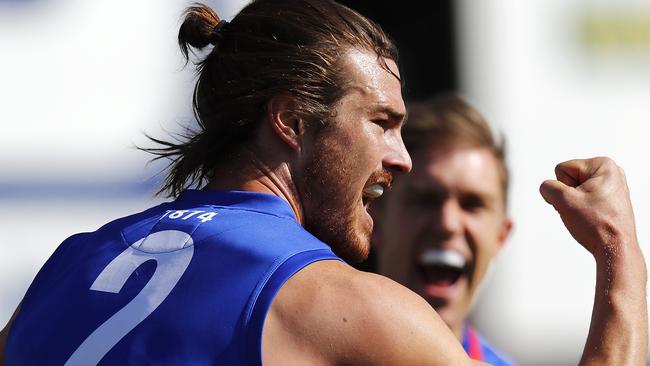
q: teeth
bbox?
[419,249,466,270]
[363,184,384,199]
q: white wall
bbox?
[456,0,650,364]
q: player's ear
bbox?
[266,94,304,152]
[497,216,513,249]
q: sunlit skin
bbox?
[296,49,411,263]
[378,144,512,339]
[262,51,487,365]
[205,49,410,263]
[1,47,645,366]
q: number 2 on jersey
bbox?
[65,230,194,366]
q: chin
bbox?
[336,220,372,263]
[345,236,371,263]
[303,207,371,263]
[331,229,371,263]
[344,211,373,262]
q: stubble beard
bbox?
[299,135,371,263]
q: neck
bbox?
[205,148,304,224]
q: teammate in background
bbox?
[373,95,514,364]
[1,1,647,365]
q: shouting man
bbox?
[375,95,513,364]
[1,1,646,365]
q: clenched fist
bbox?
[540,157,647,366]
[539,157,638,259]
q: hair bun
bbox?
[178,3,221,60]
[209,20,229,46]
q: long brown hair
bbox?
[145,0,397,197]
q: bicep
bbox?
[266,260,479,366]
[348,272,477,365]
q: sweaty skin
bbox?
[258,51,647,365]
[540,157,647,365]
[259,49,487,365]
[263,260,486,366]
[259,156,647,366]
[1,47,645,365]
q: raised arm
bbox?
[540,157,648,365]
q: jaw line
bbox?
[465,259,495,313]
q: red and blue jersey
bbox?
[463,324,515,366]
[6,190,340,365]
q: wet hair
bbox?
[144,0,398,197]
[403,94,509,203]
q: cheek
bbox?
[467,218,503,270]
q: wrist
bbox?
[592,221,641,264]
[594,237,646,294]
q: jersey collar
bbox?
[175,189,297,221]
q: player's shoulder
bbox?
[271,259,416,308]
[263,260,471,366]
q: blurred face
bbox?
[377,144,511,338]
[299,50,411,263]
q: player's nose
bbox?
[437,200,464,236]
[384,132,412,174]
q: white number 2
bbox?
[65,230,195,366]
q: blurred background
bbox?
[2,0,650,364]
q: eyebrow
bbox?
[370,104,407,124]
[344,85,407,123]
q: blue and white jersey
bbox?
[6,190,341,365]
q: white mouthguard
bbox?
[362,184,384,199]
[419,249,466,270]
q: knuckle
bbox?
[595,157,617,176]
[554,162,568,176]
[600,156,615,167]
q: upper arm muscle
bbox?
[262,261,478,366]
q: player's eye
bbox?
[459,194,485,212]
[371,119,389,130]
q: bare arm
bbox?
[263,260,489,366]
[540,157,647,365]
[0,304,20,366]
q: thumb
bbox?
[539,179,571,208]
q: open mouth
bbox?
[361,170,393,208]
[418,249,468,287]
[362,183,385,207]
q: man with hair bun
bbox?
[1,1,646,365]
[374,94,514,364]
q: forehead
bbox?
[407,145,504,197]
[337,49,405,116]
